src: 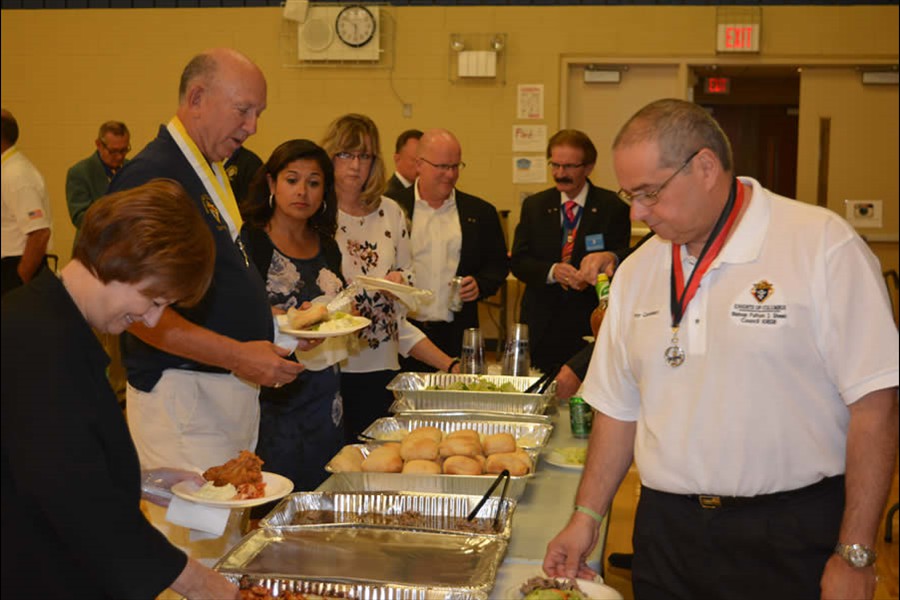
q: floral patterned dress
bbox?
[249,234,345,496]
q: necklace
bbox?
[666,178,744,367]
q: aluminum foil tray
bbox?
[259,491,516,539]
[360,414,553,451]
[222,574,484,599]
[323,445,536,500]
[216,527,506,599]
[387,373,554,415]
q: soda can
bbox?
[569,396,594,438]
[448,276,464,312]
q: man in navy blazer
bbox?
[66,121,131,249]
[510,129,631,374]
[394,128,509,369]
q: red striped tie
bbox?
[561,200,578,263]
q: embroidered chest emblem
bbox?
[201,194,222,225]
[750,279,774,303]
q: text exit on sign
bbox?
[717,24,760,53]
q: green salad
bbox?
[426,378,519,392]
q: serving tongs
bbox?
[466,468,510,531]
[524,364,560,394]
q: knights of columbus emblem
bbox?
[750,280,774,303]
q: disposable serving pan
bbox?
[258,490,516,539]
[387,373,554,415]
[324,444,536,500]
[215,526,506,599]
[219,574,485,600]
[360,413,554,451]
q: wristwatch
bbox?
[834,542,877,568]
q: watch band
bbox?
[834,542,877,568]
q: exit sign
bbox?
[706,77,731,94]
[717,23,760,53]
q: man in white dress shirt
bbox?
[393,128,508,368]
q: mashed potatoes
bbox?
[194,481,237,500]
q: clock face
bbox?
[335,5,376,48]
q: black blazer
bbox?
[510,181,631,369]
[394,186,509,330]
[383,173,408,202]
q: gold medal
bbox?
[665,329,685,367]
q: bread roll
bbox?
[442,455,483,475]
[446,429,481,443]
[400,436,439,461]
[513,448,534,471]
[329,445,364,472]
[439,436,483,458]
[406,426,443,444]
[485,452,530,476]
[482,432,516,455]
[402,459,442,474]
[473,454,487,473]
[361,445,403,473]
[287,303,328,330]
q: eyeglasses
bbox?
[548,161,586,172]
[334,151,374,163]
[617,150,700,207]
[100,139,131,156]
[419,157,465,172]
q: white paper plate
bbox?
[171,472,293,508]
[507,577,623,600]
[277,314,370,339]
[544,448,586,471]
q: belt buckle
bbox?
[698,495,722,509]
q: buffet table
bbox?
[313,402,607,599]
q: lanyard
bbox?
[1,147,18,165]
[669,178,744,329]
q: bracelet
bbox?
[447,358,460,372]
[574,504,604,523]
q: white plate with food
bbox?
[277,311,370,339]
[172,471,294,508]
[508,575,622,600]
[544,447,587,471]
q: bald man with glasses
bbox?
[394,128,509,369]
[510,128,631,376]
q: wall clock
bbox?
[335,5,376,48]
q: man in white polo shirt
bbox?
[543,98,898,600]
[1,109,52,296]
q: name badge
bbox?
[585,234,605,252]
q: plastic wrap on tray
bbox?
[386,373,554,415]
[258,491,516,539]
[323,444,536,500]
[215,527,505,600]
[360,413,553,450]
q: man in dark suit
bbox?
[394,128,508,369]
[384,128,422,201]
[65,121,131,250]
[510,129,631,374]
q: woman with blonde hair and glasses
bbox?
[320,113,459,442]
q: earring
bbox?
[268,193,274,209]
[321,199,328,213]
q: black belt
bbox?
[412,320,449,330]
[651,475,843,510]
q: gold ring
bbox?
[273,382,282,389]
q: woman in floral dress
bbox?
[321,114,459,442]
[240,139,345,493]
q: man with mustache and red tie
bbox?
[510,129,631,375]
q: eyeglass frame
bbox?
[334,151,375,163]
[99,138,131,156]
[547,160,587,172]
[418,157,466,173]
[617,149,701,207]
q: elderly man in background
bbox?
[66,120,131,249]
[543,98,898,600]
[107,48,314,565]
[394,128,508,368]
[384,128,422,200]
[510,129,631,377]
[1,108,52,297]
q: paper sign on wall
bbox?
[513,125,546,153]
[517,84,544,120]
[513,156,546,184]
